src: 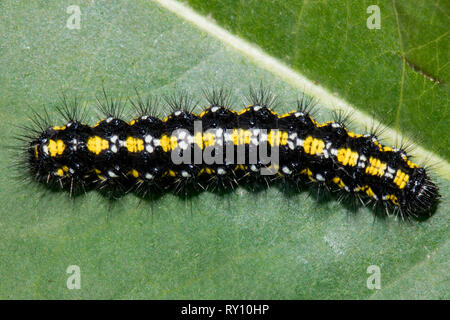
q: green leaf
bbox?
[185,0,450,161]
[0,0,448,299]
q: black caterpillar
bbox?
[18,88,439,219]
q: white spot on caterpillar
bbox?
[294,112,304,117]
[296,138,304,147]
[145,145,154,153]
[331,148,338,155]
[331,123,341,128]
[108,171,118,178]
[178,141,189,150]
[111,145,118,153]
[316,174,325,181]
[282,166,292,175]
[287,141,295,150]
[110,135,119,143]
[174,111,182,116]
[144,135,153,143]
[181,171,191,178]
[211,106,220,113]
[260,133,268,142]
[106,117,113,123]
[253,105,262,111]
[359,154,367,162]
[153,139,160,147]
[43,144,49,155]
[250,165,258,172]
[217,168,226,175]
[145,173,154,180]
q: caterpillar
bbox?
[18,88,439,219]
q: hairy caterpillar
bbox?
[17,88,439,219]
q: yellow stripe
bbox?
[125,137,144,153]
[48,139,66,157]
[303,136,324,155]
[87,136,109,155]
[393,170,410,189]
[365,157,386,177]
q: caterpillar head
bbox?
[402,168,439,217]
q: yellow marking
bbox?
[200,110,207,117]
[407,160,418,168]
[126,137,144,153]
[53,125,66,131]
[267,130,288,146]
[203,132,215,148]
[317,121,334,128]
[280,110,296,118]
[168,170,176,177]
[93,119,105,128]
[205,167,214,175]
[387,194,399,205]
[336,148,359,166]
[347,131,363,138]
[393,170,410,189]
[231,129,252,145]
[383,146,393,152]
[56,166,69,177]
[361,185,375,198]
[193,131,218,149]
[128,169,139,178]
[34,145,39,159]
[310,116,319,127]
[87,136,109,155]
[238,107,251,115]
[48,139,66,157]
[303,136,325,155]
[93,168,105,181]
[373,141,383,151]
[300,168,313,176]
[332,177,346,189]
[160,135,178,152]
[234,164,246,171]
[365,157,386,177]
